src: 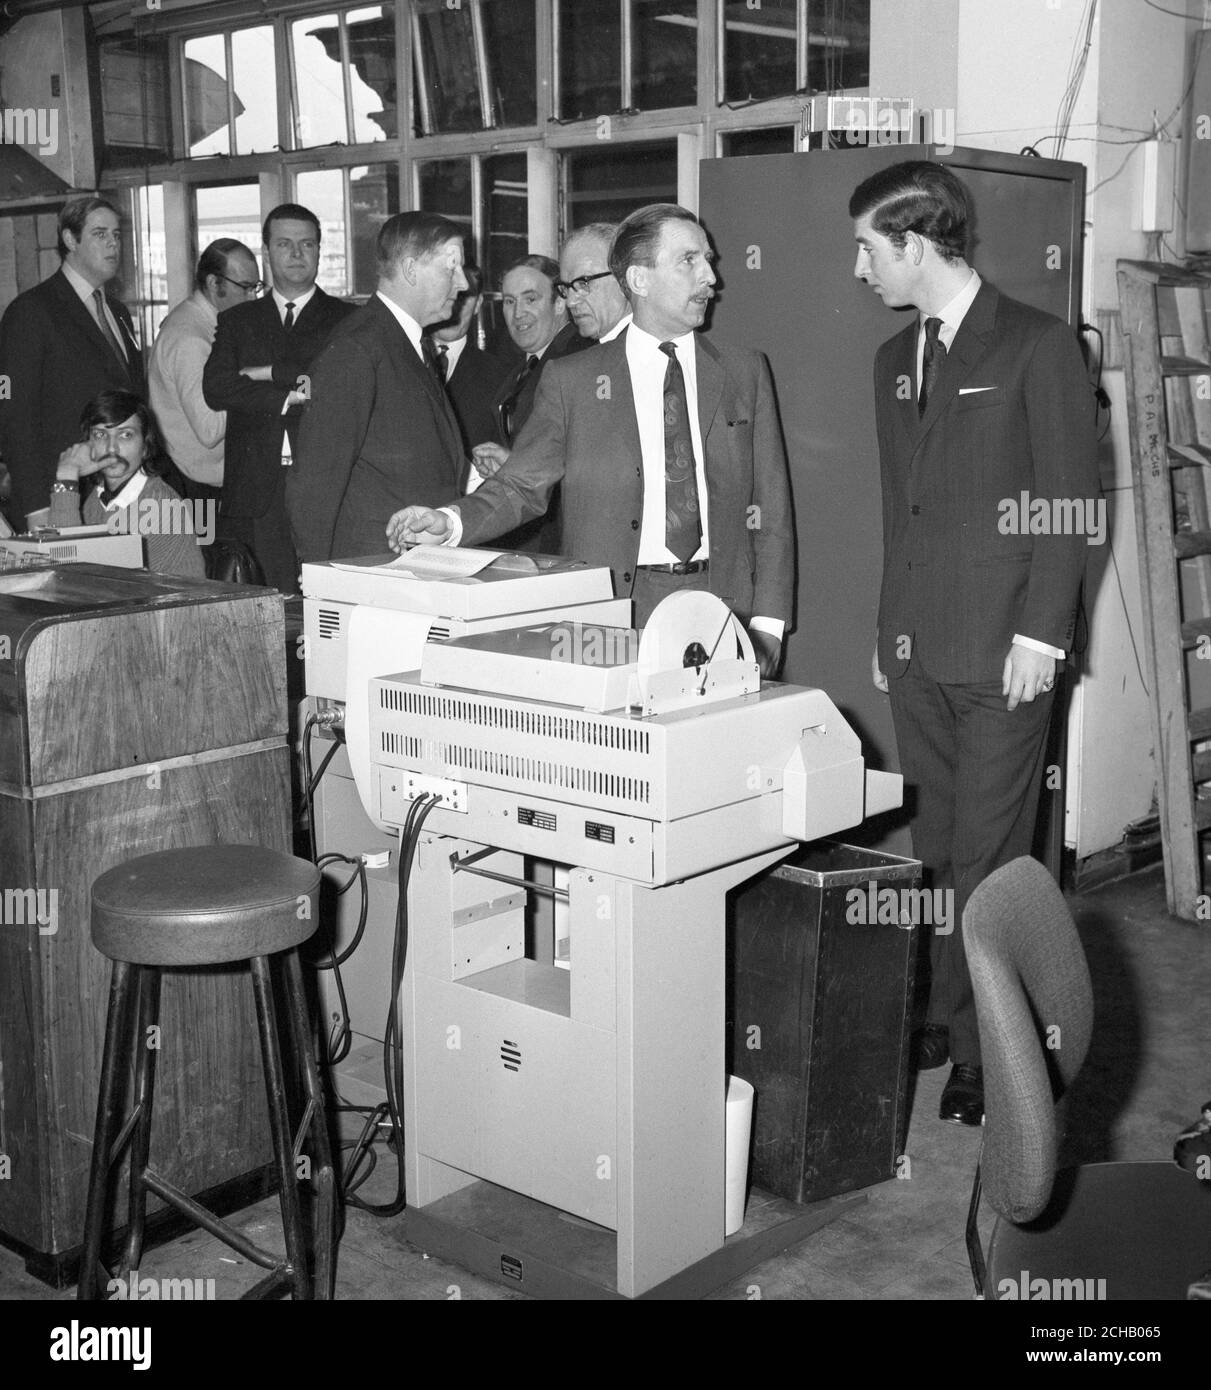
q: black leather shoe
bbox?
[939,1064,984,1126]
[912,1023,950,1071]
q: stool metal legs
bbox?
[78,948,336,1301]
[250,953,312,1300]
[79,960,140,1300]
[281,949,337,1299]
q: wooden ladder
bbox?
[1117,259,1211,921]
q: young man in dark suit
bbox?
[287,212,469,565]
[851,160,1099,1125]
[202,203,353,593]
[387,203,792,678]
[0,196,145,526]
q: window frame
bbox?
[102,2,871,311]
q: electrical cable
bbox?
[341,792,440,1217]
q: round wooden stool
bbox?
[78,845,336,1301]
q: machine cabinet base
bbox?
[398,1181,863,1300]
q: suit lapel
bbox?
[695,334,724,442]
[293,286,338,331]
[609,330,642,477]
[915,282,998,442]
[372,297,463,483]
[49,270,131,378]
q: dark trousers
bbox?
[888,655,1055,1067]
[218,501,298,594]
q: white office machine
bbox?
[300,548,630,1074]
[361,590,902,1297]
[0,525,143,570]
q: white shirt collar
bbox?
[375,292,426,358]
[272,285,317,321]
[627,321,695,357]
[925,269,981,336]
[62,260,110,305]
[97,469,149,513]
[599,312,632,343]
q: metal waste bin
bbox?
[729,841,922,1205]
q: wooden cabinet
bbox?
[0,565,288,1279]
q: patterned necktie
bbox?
[499,354,539,444]
[660,341,702,564]
[919,316,945,417]
[92,289,126,366]
[283,300,296,330]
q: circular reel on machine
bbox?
[633,591,760,714]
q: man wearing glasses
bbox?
[203,202,354,593]
[558,224,632,344]
[149,239,260,506]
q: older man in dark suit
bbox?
[0,196,144,526]
[387,203,793,676]
[851,160,1099,1125]
[428,264,511,455]
[287,212,468,564]
[203,203,353,593]
[471,253,591,554]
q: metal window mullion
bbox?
[338,11,356,146]
[469,0,495,130]
[470,153,485,264]
[342,166,354,295]
[620,0,633,111]
[549,0,562,122]
[796,0,809,93]
[225,31,237,155]
[713,0,725,105]
[411,7,435,137]
[284,13,301,149]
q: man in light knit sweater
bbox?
[50,389,206,579]
[148,238,261,504]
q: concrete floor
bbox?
[2,862,1207,1303]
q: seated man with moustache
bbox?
[49,389,206,579]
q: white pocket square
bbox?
[959,386,996,394]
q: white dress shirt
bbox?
[271,284,316,324]
[272,285,318,458]
[628,324,709,566]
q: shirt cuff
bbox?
[464,468,484,495]
[751,617,785,643]
[439,506,463,547]
[1012,633,1065,660]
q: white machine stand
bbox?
[363,590,902,1297]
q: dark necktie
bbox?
[283,300,296,330]
[422,335,447,385]
[919,316,945,417]
[499,354,539,444]
[660,341,702,564]
[92,289,126,366]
